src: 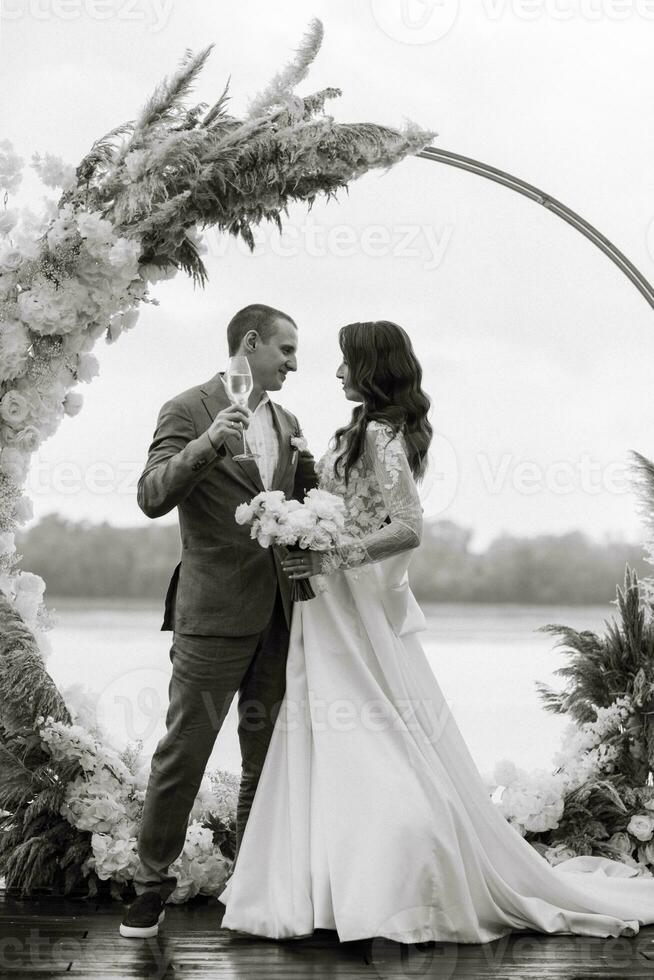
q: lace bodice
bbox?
[317,420,423,573]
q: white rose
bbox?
[16,571,45,597]
[64,391,83,416]
[628,814,654,842]
[0,389,30,426]
[76,352,99,383]
[544,844,578,866]
[108,237,140,271]
[8,425,41,454]
[304,488,346,522]
[0,244,22,273]
[275,523,298,547]
[606,831,634,856]
[0,446,28,484]
[17,289,54,334]
[286,509,316,536]
[0,320,31,383]
[12,494,33,525]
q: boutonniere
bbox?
[290,435,308,453]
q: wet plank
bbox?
[2,889,654,978]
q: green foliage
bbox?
[536,566,654,727]
[0,721,94,896]
[532,780,628,856]
[202,812,237,862]
[0,594,71,734]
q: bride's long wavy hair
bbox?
[332,320,433,484]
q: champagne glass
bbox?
[226,356,258,461]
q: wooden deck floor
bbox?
[3,890,654,979]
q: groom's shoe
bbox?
[119,891,167,938]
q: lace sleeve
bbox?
[321,422,423,573]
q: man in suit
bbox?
[120,304,317,938]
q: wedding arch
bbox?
[2,18,654,901]
[417,147,654,311]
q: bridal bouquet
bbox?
[235,489,346,600]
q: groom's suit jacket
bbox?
[137,371,317,636]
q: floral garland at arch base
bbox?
[3,20,654,901]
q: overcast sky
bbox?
[2,0,654,550]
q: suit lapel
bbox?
[269,400,292,490]
[199,373,265,495]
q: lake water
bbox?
[44,599,617,783]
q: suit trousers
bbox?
[133,588,290,900]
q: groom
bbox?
[120,303,317,938]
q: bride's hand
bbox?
[282,550,324,579]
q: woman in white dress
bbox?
[218,320,654,945]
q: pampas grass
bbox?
[61,18,435,285]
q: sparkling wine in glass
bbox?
[226,356,258,461]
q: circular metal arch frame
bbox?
[417,147,654,312]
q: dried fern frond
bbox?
[0,595,71,733]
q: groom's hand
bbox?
[208,405,250,450]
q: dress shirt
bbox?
[220,374,279,489]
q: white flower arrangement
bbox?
[0,158,147,624]
[235,488,346,600]
[235,488,345,552]
[35,714,236,901]
[489,688,654,876]
[492,761,568,836]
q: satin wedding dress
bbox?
[219,421,654,944]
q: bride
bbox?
[218,320,654,944]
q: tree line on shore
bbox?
[14,513,650,605]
